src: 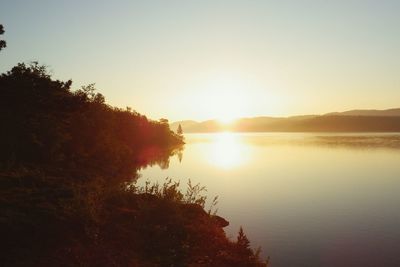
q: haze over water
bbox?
[140,133,400,267]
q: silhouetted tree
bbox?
[0,24,6,51]
[177,124,183,135]
[237,226,250,249]
[159,118,169,124]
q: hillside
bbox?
[171,109,400,133]
[324,108,400,117]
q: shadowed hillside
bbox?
[171,110,400,133]
[325,108,400,117]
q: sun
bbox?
[191,72,252,122]
[217,114,237,124]
[214,104,238,124]
[217,116,236,124]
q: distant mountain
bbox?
[171,109,400,133]
[324,108,400,117]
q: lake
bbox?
[139,133,400,267]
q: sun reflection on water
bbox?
[208,132,251,169]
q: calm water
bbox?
[140,133,400,267]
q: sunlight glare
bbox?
[208,132,250,169]
[217,115,237,124]
[191,72,253,122]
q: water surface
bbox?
[140,133,400,267]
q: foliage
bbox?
[0,62,184,179]
[136,178,209,208]
[237,226,251,249]
[0,24,5,51]
[0,63,267,266]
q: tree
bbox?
[237,226,250,249]
[159,118,169,125]
[0,24,6,51]
[177,124,183,135]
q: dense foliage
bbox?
[0,24,6,51]
[0,63,183,178]
[0,63,267,266]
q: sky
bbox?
[1,0,400,122]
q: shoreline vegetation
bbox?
[0,63,268,266]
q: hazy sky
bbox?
[1,0,399,121]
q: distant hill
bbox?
[324,108,400,117]
[171,109,400,133]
